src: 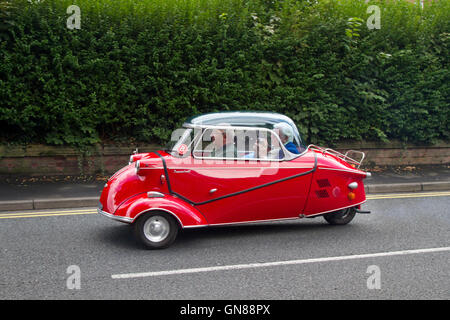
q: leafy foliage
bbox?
[0,0,448,147]
[0,0,16,42]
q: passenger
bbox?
[253,138,269,159]
[244,138,270,159]
[210,125,237,158]
[273,122,300,158]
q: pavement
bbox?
[0,165,449,211]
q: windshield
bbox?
[165,128,196,157]
[165,124,306,159]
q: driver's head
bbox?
[274,122,294,144]
[211,129,225,148]
[211,123,234,148]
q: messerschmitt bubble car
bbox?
[98,112,371,249]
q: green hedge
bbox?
[0,0,449,147]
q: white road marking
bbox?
[111,246,450,279]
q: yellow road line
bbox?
[367,191,450,200]
[0,211,96,219]
[0,208,96,216]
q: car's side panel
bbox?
[195,172,314,224]
[166,160,313,203]
[114,193,208,228]
[162,151,317,224]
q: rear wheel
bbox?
[323,207,356,225]
[134,212,179,249]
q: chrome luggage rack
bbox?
[307,144,365,168]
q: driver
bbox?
[210,125,237,158]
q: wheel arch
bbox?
[132,207,184,229]
[114,193,208,228]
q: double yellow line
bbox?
[0,208,96,219]
[367,191,450,200]
[0,191,448,220]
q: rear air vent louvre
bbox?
[315,189,330,198]
[317,179,331,188]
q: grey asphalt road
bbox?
[0,193,449,300]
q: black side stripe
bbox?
[154,151,172,193]
[154,151,317,206]
[154,151,195,205]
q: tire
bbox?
[323,207,356,225]
[134,212,179,249]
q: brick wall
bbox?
[0,142,448,177]
[0,144,161,177]
[334,141,450,167]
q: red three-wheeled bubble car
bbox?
[99,112,371,249]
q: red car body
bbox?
[98,112,371,248]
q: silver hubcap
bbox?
[143,216,170,243]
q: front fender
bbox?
[114,193,208,228]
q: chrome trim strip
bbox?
[183,216,301,229]
[99,207,188,228]
[305,200,367,217]
[160,200,367,229]
[147,191,165,198]
[185,200,367,228]
[210,216,300,227]
[183,201,366,228]
[98,208,133,223]
[183,224,209,229]
[318,167,369,176]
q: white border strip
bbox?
[111,246,450,279]
[184,199,366,228]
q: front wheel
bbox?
[323,208,356,225]
[134,212,179,249]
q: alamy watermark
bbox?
[66,265,81,290]
[366,265,381,290]
[61,2,381,35]
[66,5,81,30]
[366,5,381,30]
